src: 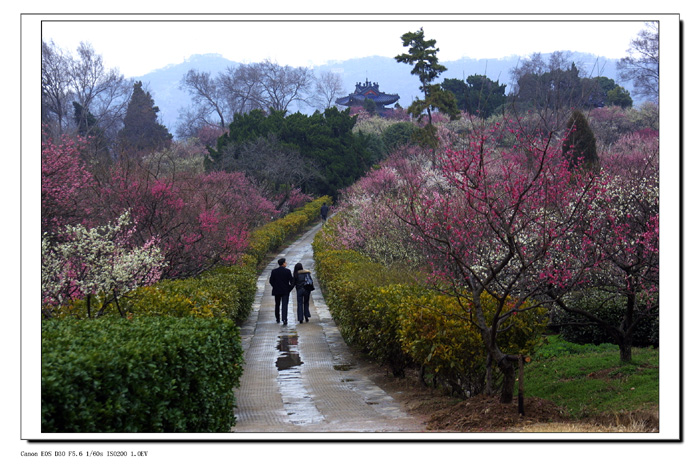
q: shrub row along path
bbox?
[232,222,425,433]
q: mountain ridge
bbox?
[133,52,624,134]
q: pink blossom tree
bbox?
[91,161,277,278]
[383,121,602,403]
[331,112,659,401]
[545,131,659,362]
[332,156,425,266]
[41,133,95,235]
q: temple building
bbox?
[335,79,400,110]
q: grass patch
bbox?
[523,335,659,420]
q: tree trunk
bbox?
[113,290,125,318]
[497,356,516,403]
[485,354,494,395]
[518,355,525,416]
[619,292,636,363]
[620,341,633,363]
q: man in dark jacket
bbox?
[269,257,294,324]
[320,202,329,223]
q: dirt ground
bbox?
[363,360,659,433]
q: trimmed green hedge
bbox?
[124,265,257,323]
[314,248,415,376]
[42,316,243,432]
[246,196,332,266]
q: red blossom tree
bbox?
[41,133,95,235]
[378,121,601,403]
[91,161,277,278]
[544,130,659,362]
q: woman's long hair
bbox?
[293,262,303,279]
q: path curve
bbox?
[232,223,425,434]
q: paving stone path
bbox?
[232,223,426,433]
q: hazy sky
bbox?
[41,15,652,78]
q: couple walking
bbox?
[269,257,314,325]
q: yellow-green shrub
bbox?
[398,292,485,395]
[478,293,549,356]
[313,246,415,376]
[123,264,257,322]
[126,283,217,318]
[397,292,547,396]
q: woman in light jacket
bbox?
[293,262,312,324]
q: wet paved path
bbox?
[232,223,425,433]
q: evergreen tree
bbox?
[442,76,507,118]
[73,102,98,137]
[562,110,598,170]
[607,86,634,108]
[395,28,459,147]
[118,81,172,157]
[207,107,371,198]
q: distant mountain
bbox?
[133,53,241,134]
[133,52,624,135]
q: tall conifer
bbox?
[118,81,172,157]
[562,110,598,170]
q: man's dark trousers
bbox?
[274,294,290,323]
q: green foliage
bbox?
[531,334,618,361]
[358,131,387,165]
[362,97,377,114]
[313,247,414,376]
[514,60,585,112]
[41,316,244,432]
[207,107,371,197]
[397,292,485,395]
[52,261,257,323]
[442,76,507,118]
[607,86,634,108]
[525,335,658,418]
[125,265,257,323]
[550,290,659,347]
[583,76,634,109]
[398,291,547,396]
[382,121,417,152]
[395,28,447,93]
[395,27,459,147]
[562,110,599,169]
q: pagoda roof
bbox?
[336,78,399,108]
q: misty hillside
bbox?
[133,52,624,134]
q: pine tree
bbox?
[118,81,172,157]
[395,28,459,148]
[562,110,598,170]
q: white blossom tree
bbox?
[41,210,166,318]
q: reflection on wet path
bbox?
[276,333,324,426]
[276,335,303,371]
